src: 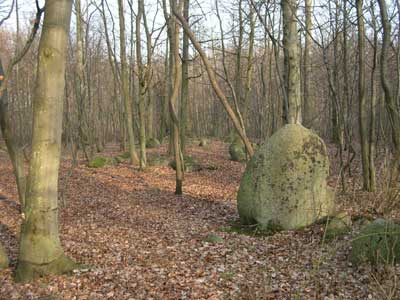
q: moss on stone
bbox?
[0,243,8,270]
[87,156,108,168]
[120,152,131,159]
[169,155,202,172]
[229,138,246,162]
[147,155,170,167]
[324,212,352,240]
[146,138,161,148]
[350,219,400,266]
[237,124,335,230]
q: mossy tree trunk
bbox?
[15,0,77,282]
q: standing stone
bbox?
[237,124,335,230]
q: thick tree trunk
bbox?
[15,0,77,282]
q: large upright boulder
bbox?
[237,124,335,230]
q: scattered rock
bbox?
[199,138,208,147]
[237,124,335,230]
[146,138,161,148]
[229,138,246,162]
[169,155,202,172]
[88,157,108,168]
[324,212,352,240]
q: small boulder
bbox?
[88,156,108,168]
[237,124,335,230]
[146,138,161,148]
[229,138,246,162]
[199,138,208,147]
[0,243,8,270]
[350,219,400,265]
[169,155,202,172]
[324,212,352,239]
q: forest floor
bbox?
[0,140,399,300]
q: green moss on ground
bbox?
[88,157,108,168]
[350,219,400,265]
[220,219,283,237]
[204,234,224,244]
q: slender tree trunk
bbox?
[303,0,314,128]
[118,0,139,164]
[282,0,302,124]
[15,0,78,281]
[136,0,147,169]
[180,0,189,153]
[0,59,26,209]
[368,1,378,192]
[357,0,370,190]
[378,0,400,151]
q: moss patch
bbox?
[88,157,108,168]
[229,139,246,162]
[146,138,161,148]
[350,219,400,266]
[204,234,224,244]
[220,219,283,237]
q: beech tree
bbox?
[15,0,78,282]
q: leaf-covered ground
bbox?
[0,141,399,299]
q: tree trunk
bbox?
[15,0,78,282]
[118,0,139,164]
[136,0,147,169]
[180,0,189,153]
[282,0,302,124]
[378,0,400,153]
[356,0,370,190]
[303,0,314,128]
[0,58,26,209]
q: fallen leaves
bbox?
[0,141,399,299]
